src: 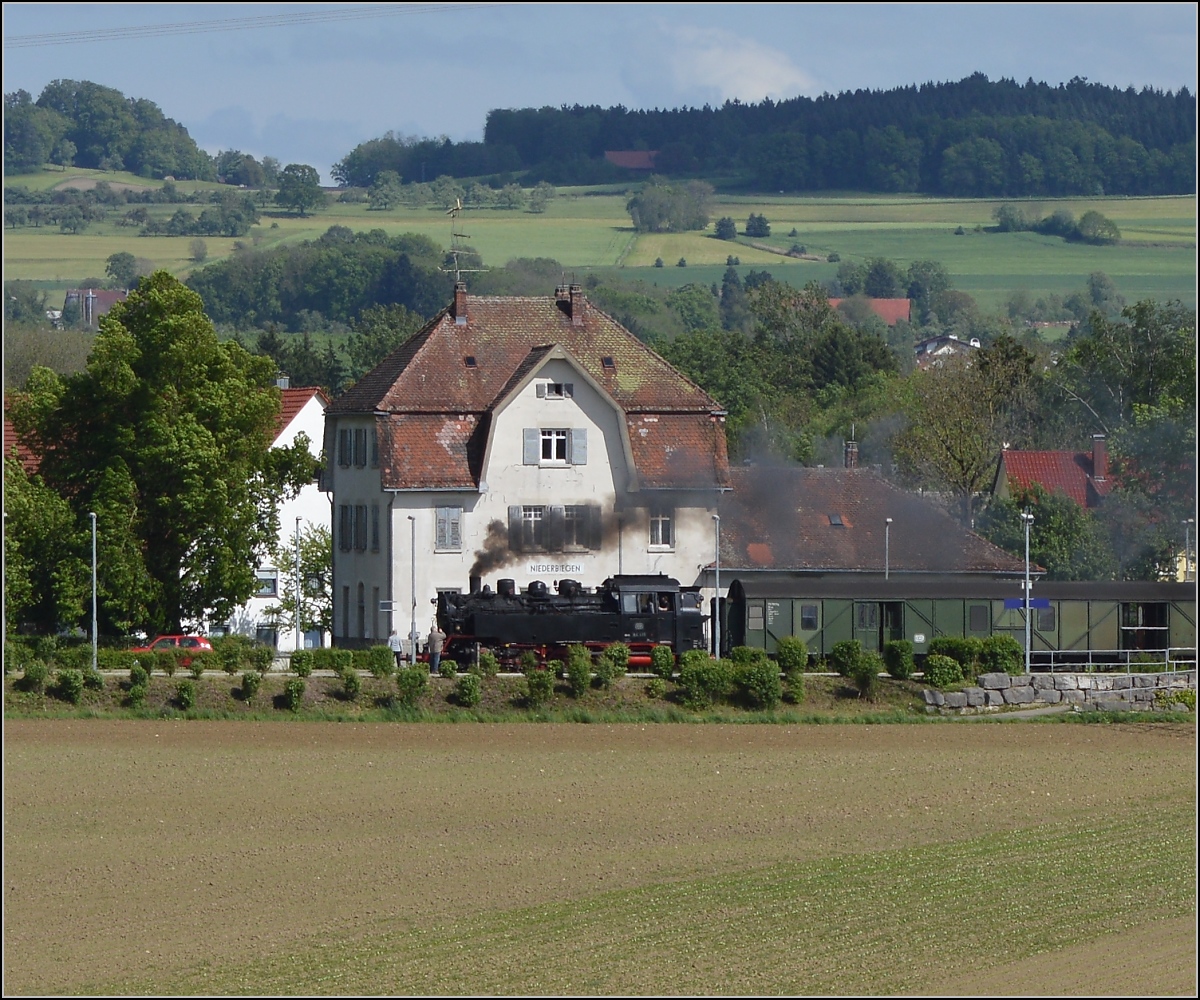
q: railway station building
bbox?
[322,283,730,648]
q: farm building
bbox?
[322,283,730,649]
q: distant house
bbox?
[993,435,1113,509]
[829,297,912,326]
[62,288,128,328]
[209,383,331,649]
[3,414,39,475]
[604,150,658,170]
[913,332,980,369]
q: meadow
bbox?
[3,720,1193,995]
[6,165,1194,311]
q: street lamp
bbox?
[884,517,893,581]
[294,516,302,651]
[407,515,417,666]
[1184,519,1195,582]
[1021,511,1034,674]
[89,511,97,674]
[712,513,721,658]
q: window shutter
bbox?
[564,383,574,398]
[508,505,523,552]
[536,383,546,398]
[546,505,566,551]
[338,429,352,467]
[523,428,540,464]
[370,428,379,467]
[588,504,603,550]
[436,508,448,550]
[569,427,587,465]
[354,429,367,467]
[449,507,461,549]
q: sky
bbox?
[4,3,1197,184]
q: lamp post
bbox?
[89,511,97,674]
[407,515,417,666]
[712,513,721,658]
[1184,519,1195,582]
[1021,511,1034,675]
[294,517,302,651]
[884,517,893,581]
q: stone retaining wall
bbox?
[923,670,1196,714]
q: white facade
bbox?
[219,388,330,649]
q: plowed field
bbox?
[4,721,1195,995]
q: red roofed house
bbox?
[828,297,912,326]
[210,382,331,648]
[604,150,658,170]
[63,288,128,328]
[992,435,1113,509]
[4,414,40,475]
[323,283,730,648]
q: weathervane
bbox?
[441,197,486,283]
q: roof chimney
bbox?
[844,440,858,469]
[569,283,585,327]
[1092,433,1107,481]
[453,281,468,326]
[276,374,290,390]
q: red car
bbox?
[129,635,213,667]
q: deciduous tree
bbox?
[275,163,324,216]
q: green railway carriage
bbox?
[726,576,1196,667]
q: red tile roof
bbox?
[276,386,328,440]
[604,150,658,170]
[332,291,729,492]
[999,450,1112,508]
[829,297,911,325]
[3,417,39,475]
[718,466,1027,574]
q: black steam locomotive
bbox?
[436,574,706,667]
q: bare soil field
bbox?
[4,720,1194,995]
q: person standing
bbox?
[427,621,446,674]
[388,628,404,670]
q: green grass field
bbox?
[5,175,1195,310]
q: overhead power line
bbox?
[4,3,506,49]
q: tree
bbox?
[8,272,319,635]
[275,163,324,216]
[666,284,720,332]
[978,484,1115,580]
[745,213,770,238]
[367,169,403,211]
[626,176,712,232]
[1076,210,1120,245]
[189,238,208,263]
[49,137,76,171]
[345,303,425,381]
[714,217,737,240]
[105,252,139,289]
[261,525,334,638]
[863,258,904,298]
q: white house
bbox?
[322,283,731,649]
[215,383,330,648]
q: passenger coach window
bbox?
[1037,607,1056,631]
[800,605,818,630]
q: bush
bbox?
[351,648,373,674]
[455,672,482,707]
[734,658,782,709]
[248,644,274,675]
[51,644,90,671]
[283,678,306,712]
[645,677,667,699]
[176,679,196,711]
[776,637,808,675]
[54,668,85,704]
[240,670,261,701]
[290,649,314,677]
[979,634,1024,675]
[83,669,104,691]
[129,663,150,689]
[477,649,500,677]
[524,668,554,709]
[127,683,147,707]
[365,645,394,678]
[678,656,732,710]
[566,645,592,697]
[97,648,136,673]
[439,658,459,679]
[929,636,983,676]
[342,669,361,700]
[395,665,428,708]
[189,658,206,680]
[650,645,675,680]
[154,648,178,677]
[212,635,248,675]
[883,640,914,680]
[830,640,863,678]
[19,660,49,693]
[519,649,541,674]
[851,652,882,700]
[4,638,32,673]
[923,654,963,689]
[331,649,353,675]
[594,643,629,689]
[784,665,805,704]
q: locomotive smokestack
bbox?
[470,574,481,595]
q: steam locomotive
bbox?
[436,574,706,667]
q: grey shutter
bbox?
[338,429,352,467]
[508,505,522,552]
[564,383,574,398]
[546,505,566,552]
[536,383,546,398]
[523,428,540,465]
[569,427,587,465]
[435,508,449,550]
[449,507,461,549]
[588,505,603,550]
